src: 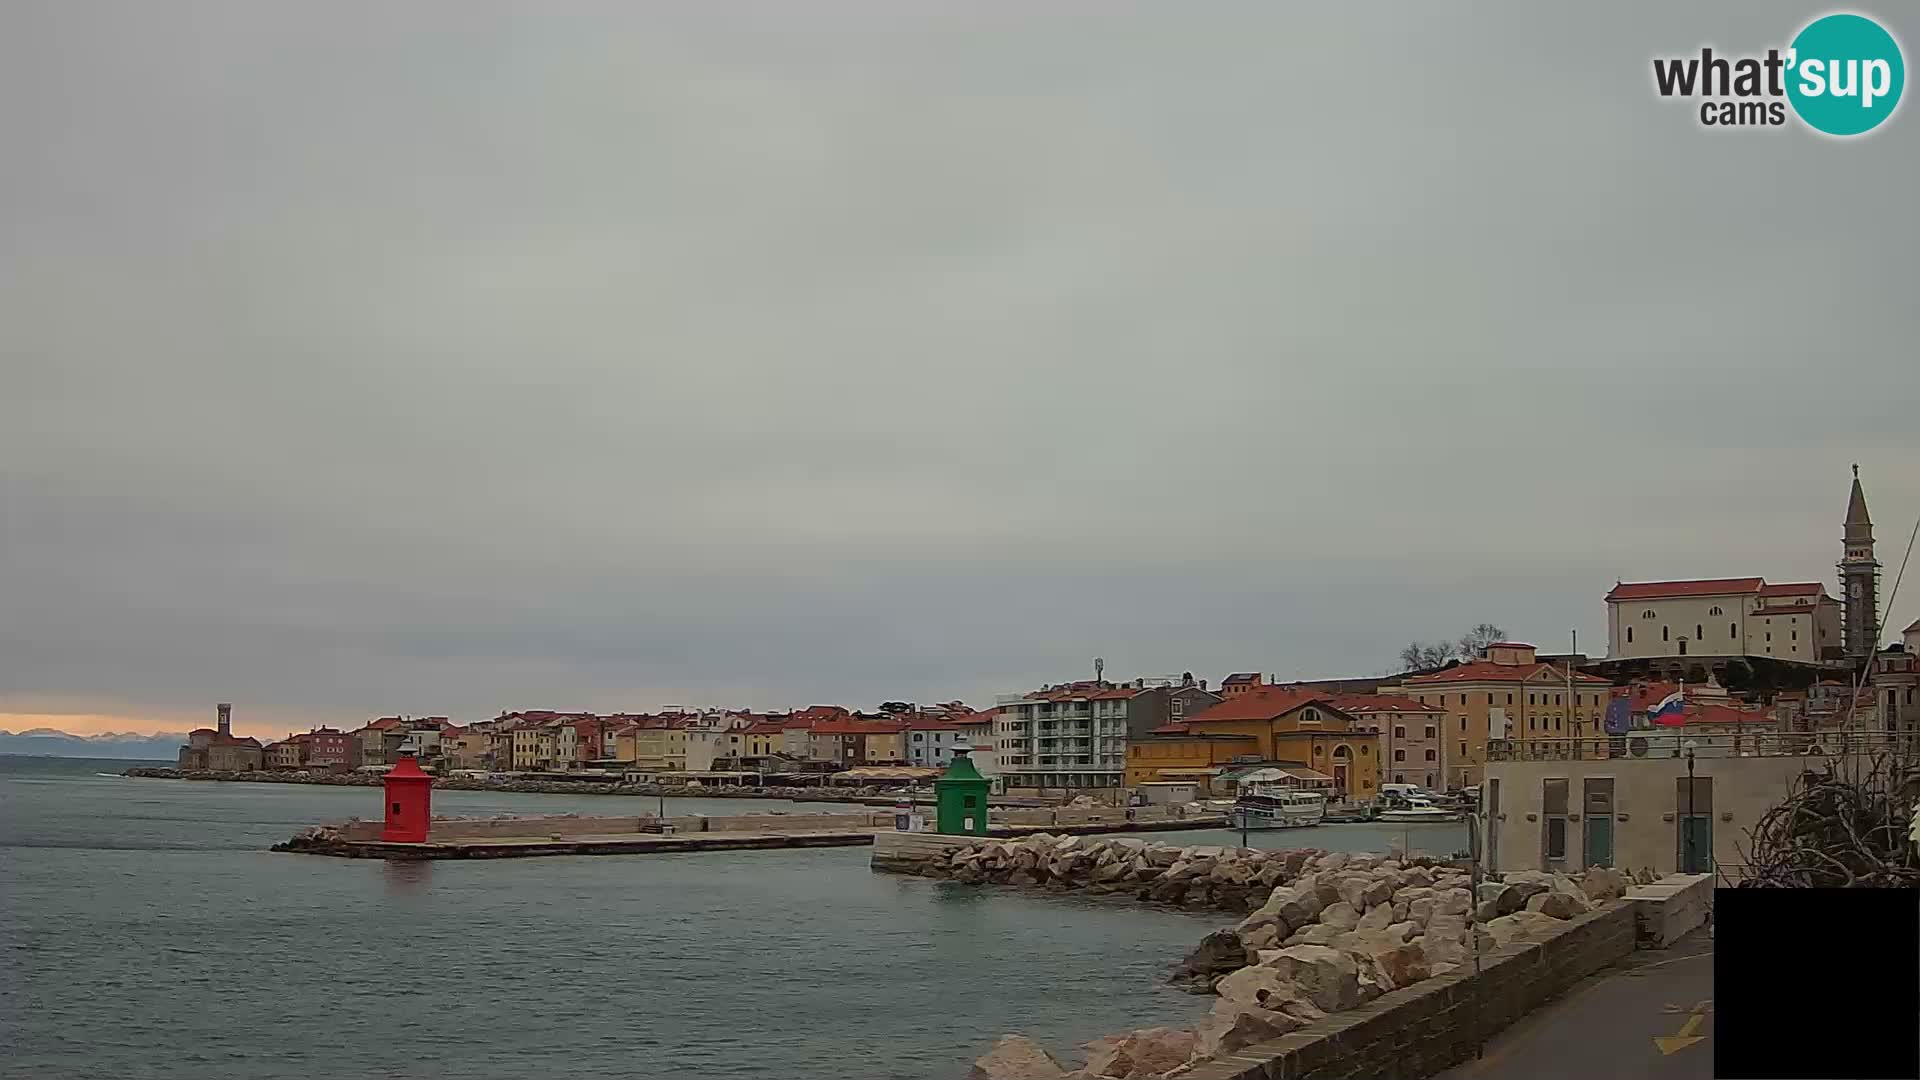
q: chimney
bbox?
[217,703,232,737]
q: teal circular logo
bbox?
[1787,13,1905,136]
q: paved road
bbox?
[1437,929,1715,1080]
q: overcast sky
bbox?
[4,3,1915,738]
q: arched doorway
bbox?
[1331,743,1352,797]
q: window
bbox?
[1627,627,1633,644]
[1696,624,1703,640]
[1730,622,1737,639]
[1426,773,1436,788]
[1459,716,1467,732]
[1507,693,1514,705]
[1459,694,1467,706]
[1458,740,1468,758]
[1766,632,1772,642]
[1662,625,1670,641]
[1487,693,1494,705]
[1792,630,1798,641]
[1425,725,1436,738]
[1642,609,1656,619]
[1424,749,1436,761]
[1529,694,1536,706]
[1393,725,1406,738]
[1395,749,1406,761]
[1360,744,1370,755]
[1709,605,1723,616]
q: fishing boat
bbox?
[1375,796,1464,824]
[1226,787,1328,830]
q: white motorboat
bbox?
[1227,787,1328,830]
[1376,797,1464,823]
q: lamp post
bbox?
[1680,740,1699,873]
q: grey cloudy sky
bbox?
[3,2,1915,736]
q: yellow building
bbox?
[633,724,690,770]
[1123,733,1259,791]
[1144,689,1382,800]
[1380,642,1611,788]
[744,723,784,757]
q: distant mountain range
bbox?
[0,728,188,759]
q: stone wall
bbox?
[1179,903,1637,1080]
[337,811,891,842]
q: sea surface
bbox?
[0,756,1466,1080]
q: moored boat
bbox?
[1226,787,1327,830]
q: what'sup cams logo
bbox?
[1653,12,1905,136]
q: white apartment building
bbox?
[993,683,1134,790]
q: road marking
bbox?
[1655,1001,1711,1056]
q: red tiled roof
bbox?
[1323,693,1442,714]
[1606,578,1764,601]
[1183,687,1333,723]
[744,721,788,735]
[1759,582,1827,597]
[811,719,907,736]
[1402,661,1609,685]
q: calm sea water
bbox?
[0,757,1239,1080]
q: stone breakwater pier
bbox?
[871,835,1711,1080]
[278,810,1228,860]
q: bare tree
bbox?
[1398,641,1455,672]
[1397,623,1508,672]
[1456,623,1508,661]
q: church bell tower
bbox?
[1839,465,1880,659]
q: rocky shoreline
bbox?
[120,767,901,803]
[956,837,1647,1079]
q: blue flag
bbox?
[1603,697,1631,736]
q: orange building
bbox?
[1132,687,1381,800]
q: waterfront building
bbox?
[810,718,908,767]
[1160,687,1381,800]
[742,720,785,758]
[993,682,1136,791]
[1482,726,1895,880]
[1324,693,1448,791]
[263,738,303,770]
[352,716,407,768]
[904,717,964,768]
[1122,731,1259,794]
[175,705,263,770]
[302,727,352,769]
[1379,642,1609,789]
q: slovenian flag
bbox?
[1648,691,1688,727]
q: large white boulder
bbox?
[1260,944,1364,1013]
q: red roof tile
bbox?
[1606,578,1765,601]
[1183,687,1334,723]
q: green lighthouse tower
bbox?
[934,745,991,836]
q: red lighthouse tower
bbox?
[381,756,433,842]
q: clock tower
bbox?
[1839,464,1880,659]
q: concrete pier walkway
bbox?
[1435,928,1714,1080]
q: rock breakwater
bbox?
[966,846,1639,1080]
[889,833,1340,914]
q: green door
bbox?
[1584,815,1614,868]
[1680,815,1712,874]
